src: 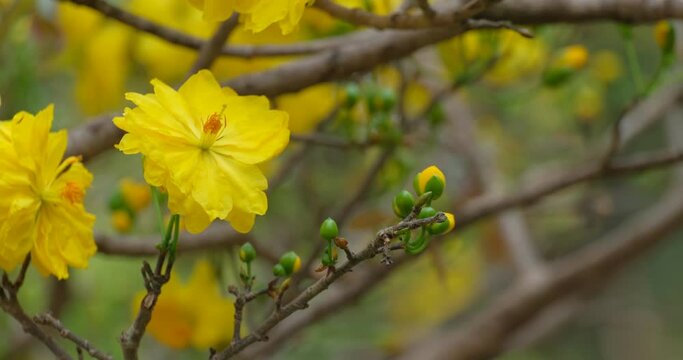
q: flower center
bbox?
[203,113,223,135]
[199,109,227,150]
[61,181,84,204]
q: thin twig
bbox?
[0,257,73,360]
[210,213,446,359]
[34,313,113,360]
[186,14,239,77]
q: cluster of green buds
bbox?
[392,166,455,255]
[108,178,152,233]
[319,217,339,268]
[272,251,301,278]
[239,242,257,288]
[338,82,401,145]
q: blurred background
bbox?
[1,0,683,359]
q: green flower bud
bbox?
[379,88,396,112]
[428,213,456,235]
[418,206,437,219]
[273,263,286,277]
[343,83,360,108]
[321,246,338,267]
[319,217,339,240]
[413,166,446,200]
[278,251,301,276]
[393,190,415,218]
[239,242,256,263]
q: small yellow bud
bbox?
[414,166,446,199]
[558,45,589,70]
[111,210,133,233]
[654,21,673,49]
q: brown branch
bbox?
[241,149,683,357]
[34,313,113,360]
[119,216,179,360]
[228,285,271,344]
[482,0,683,24]
[397,185,683,360]
[223,26,465,97]
[313,0,496,29]
[55,0,369,58]
[0,257,73,360]
[457,149,683,227]
[209,212,446,359]
[94,223,280,264]
[186,15,239,77]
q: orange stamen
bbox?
[61,182,84,204]
[203,113,224,135]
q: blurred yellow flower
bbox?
[188,0,314,34]
[114,70,290,233]
[56,3,131,115]
[111,210,133,233]
[241,0,315,34]
[134,260,236,349]
[0,105,96,279]
[556,45,589,70]
[277,83,337,134]
[75,24,131,115]
[120,178,151,212]
[575,85,604,121]
[438,30,547,86]
[590,50,622,84]
[654,21,674,49]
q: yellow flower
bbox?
[186,0,236,22]
[134,260,236,349]
[654,21,674,49]
[556,45,589,70]
[120,178,151,211]
[590,50,622,84]
[114,70,290,234]
[111,210,133,233]
[75,24,131,115]
[0,105,96,279]
[188,0,313,34]
[241,0,315,34]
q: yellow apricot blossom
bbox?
[0,105,96,279]
[134,260,236,349]
[114,70,290,234]
[188,0,314,34]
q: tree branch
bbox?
[209,212,446,359]
[397,184,683,360]
[34,313,113,360]
[313,0,497,29]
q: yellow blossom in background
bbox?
[590,50,622,84]
[120,178,151,211]
[575,85,604,121]
[75,24,131,115]
[56,3,130,115]
[133,260,236,349]
[241,0,315,34]
[0,105,96,279]
[438,30,547,86]
[555,45,589,70]
[111,210,133,233]
[188,0,314,34]
[277,83,337,134]
[114,70,290,233]
[654,21,673,49]
[385,238,482,348]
